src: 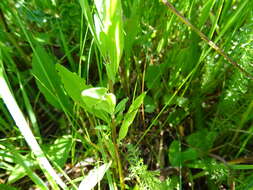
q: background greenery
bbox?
[0,0,253,189]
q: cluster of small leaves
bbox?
[127,144,176,190]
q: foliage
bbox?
[0,0,253,189]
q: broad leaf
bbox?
[0,184,20,190]
[94,0,124,82]
[79,0,124,82]
[168,140,198,167]
[32,46,72,113]
[81,87,116,115]
[56,64,89,106]
[186,129,217,153]
[47,135,72,167]
[118,93,145,141]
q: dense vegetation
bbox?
[0,0,253,189]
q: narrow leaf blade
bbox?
[118,93,145,141]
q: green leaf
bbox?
[93,0,124,82]
[144,95,156,113]
[82,87,116,115]
[56,65,109,122]
[32,45,72,113]
[0,184,20,190]
[56,64,89,105]
[6,148,47,189]
[145,63,167,89]
[198,0,216,27]
[80,0,124,82]
[124,0,141,57]
[78,162,111,190]
[115,97,129,115]
[168,140,182,166]
[47,135,72,167]
[168,140,198,167]
[79,0,100,47]
[118,93,146,141]
[186,129,217,153]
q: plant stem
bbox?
[111,115,125,190]
[108,79,125,190]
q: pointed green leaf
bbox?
[32,46,72,113]
[168,140,198,167]
[56,64,89,106]
[93,0,124,82]
[118,93,145,141]
[115,97,129,115]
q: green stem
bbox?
[111,115,125,190]
[109,79,125,190]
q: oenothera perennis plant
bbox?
[56,64,146,142]
[79,0,124,83]
[56,64,145,189]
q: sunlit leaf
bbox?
[82,87,116,115]
[47,135,72,167]
[78,162,111,190]
[93,0,124,82]
[115,97,129,115]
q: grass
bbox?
[0,0,253,189]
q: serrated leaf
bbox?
[118,93,145,141]
[78,162,111,190]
